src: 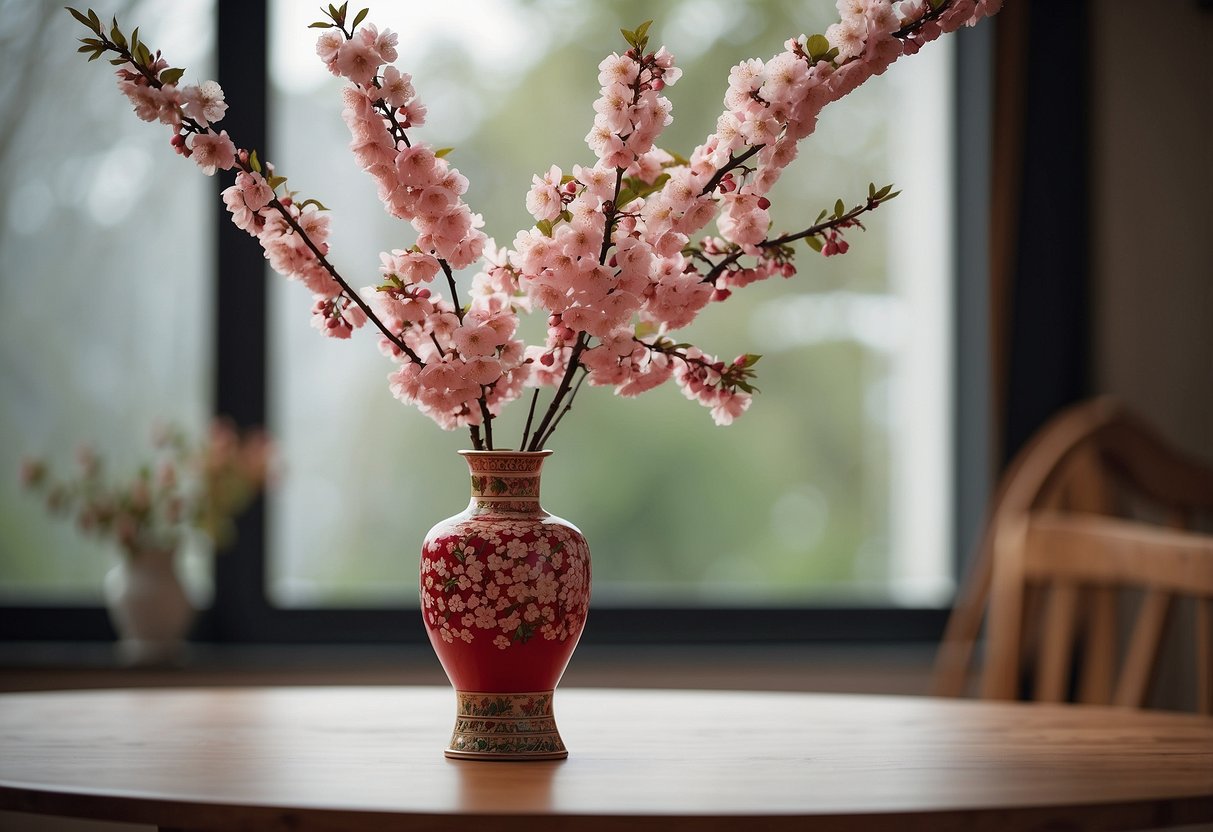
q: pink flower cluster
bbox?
[501,44,753,424]
[376,244,529,430]
[116,64,237,175]
[114,52,369,338]
[87,0,1002,444]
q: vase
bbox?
[102,547,194,667]
[420,450,591,760]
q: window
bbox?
[0,1,215,606]
[2,0,992,645]
[265,0,956,610]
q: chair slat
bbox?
[1113,590,1174,708]
[1036,583,1079,702]
[1197,597,1213,716]
[1077,586,1117,705]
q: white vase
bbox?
[102,548,194,666]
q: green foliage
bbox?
[619,19,654,53]
[616,172,670,209]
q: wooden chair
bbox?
[933,397,1213,712]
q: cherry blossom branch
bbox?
[525,125,633,451]
[702,184,898,285]
[258,188,423,364]
[534,367,589,450]
[519,388,540,451]
[639,339,758,393]
[526,334,589,452]
[699,145,762,196]
[72,16,425,366]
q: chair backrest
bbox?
[933,397,1213,713]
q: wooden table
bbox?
[1,686,1211,831]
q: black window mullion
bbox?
[199,0,270,643]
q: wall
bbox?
[1091,0,1213,713]
[1091,0,1213,460]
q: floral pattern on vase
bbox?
[421,450,590,760]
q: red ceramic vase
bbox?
[420,450,591,760]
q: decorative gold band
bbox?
[445,690,568,760]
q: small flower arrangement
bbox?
[68,0,999,452]
[21,421,273,558]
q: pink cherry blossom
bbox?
[380,66,414,109]
[180,81,227,128]
[335,37,380,87]
[188,130,237,176]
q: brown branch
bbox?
[701,196,883,285]
[534,367,589,449]
[261,191,423,365]
[699,144,762,196]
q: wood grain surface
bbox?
[1,686,1211,831]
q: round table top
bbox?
[1,686,1211,831]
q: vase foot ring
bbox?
[446,690,568,761]
[444,748,568,762]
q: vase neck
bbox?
[460,450,551,517]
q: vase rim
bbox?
[458,449,552,457]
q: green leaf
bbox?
[635,20,653,40]
[338,1,349,19]
[620,27,636,48]
[806,33,830,60]
[815,208,828,223]
[664,150,692,168]
[308,21,332,28]
[824,46,839,62]
[67,7,99,32]
[834,199,845,219]
[299,198,329,211]
[107,56,125,65]
[267,175,288,190]
[434,147,454,158]
[248,149,262,173]
[87,50,102,61]
[130,26,139,51]
[351,7,368,28]
[805,235,824,252]
[158,66,185,85]
[559,210,572,223]
[560,174,577,185]
[109,19,126,49]
[743,353,761,367]
[882,190,900,201]
[536,219,553,237]
[87,8,101,31]
[135,43,152,66]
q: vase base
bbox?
[445,690,568,761]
